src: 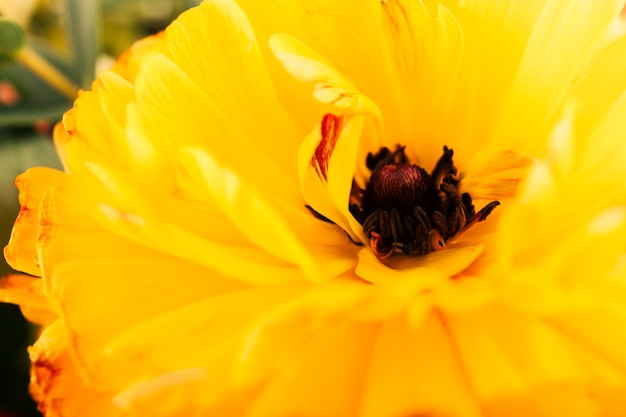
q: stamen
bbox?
[351,145,500,258]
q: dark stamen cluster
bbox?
[349,146,499,258]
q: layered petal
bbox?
[5,0,626,416]
[29,320,121,417]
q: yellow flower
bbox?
[3,0,626,416]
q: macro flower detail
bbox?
[349,144,500,258]
[3,0,626,416]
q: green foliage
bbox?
[0,18,26,65]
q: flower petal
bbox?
[154,0,305,178]
[243,321,377,417]
[60,162,304,285]
[496,0,625,152]
[110,33,161,83]
[567,35,626,141]
[179,147,324,282]
[462,150,535,200]
[444,306,624,415]
[0,274,54,325]
[298,114,367,241]
[29,320,121,417]
[362,313,481,417]
[380,0,466,164]
[131,51,302,203]
[547,302,626,376]
[4,167,68,276]
[270,33,381,118]
[436,0,548,154]
[239,0,411,136]
[99,284,310,391]
[230,281,369,388]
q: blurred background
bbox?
[0,1,199,415]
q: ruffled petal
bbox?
[4,167,68,276]
[179,147,324,282]
[62,172,303,285]
[154,0,305,178]
[131,51,301,203]
[109,33,161,83]
[0,274,55,326]
[29,320,121,417]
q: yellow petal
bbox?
[109,33,161,83]
[239,0,410,137]
[59,163,304,285]
[131,51,302,203]
[298,114,367,242]
[270,33,381,118]
[0,274,50,311]
[380,1,465,164]
[567,35,626,142]
[4,167,68,276]
[55,68,138,178]
[547,301,626,375]
[496,0,625,153]
[155,0,304,177]
[462,149,536,200]
[356,244,484,284]
[447,307,589,402]
[362,314,481,417]
[112,368,229,416]
[99,284,309,391]
[230,281,368,388]
[179,147,323,282]
[437,0,548,154]
[352,247,486,323]
[245,321,377,417]
[29,319,121,417]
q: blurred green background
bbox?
[0,1,199,415]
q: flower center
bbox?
[362,164,435,216]
[350,146,500,258]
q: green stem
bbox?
[17,46,77,100]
